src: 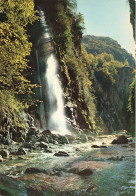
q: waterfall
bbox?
[37,8,70,135]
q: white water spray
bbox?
[38,8,70,135]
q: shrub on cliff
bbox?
[0,90,27,129]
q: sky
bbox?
[76,0,135,56]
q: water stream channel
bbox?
[0,131,135,196]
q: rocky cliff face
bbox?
[129,0,135,39]
[94,67,133,132]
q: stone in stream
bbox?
[0,149,9,158]
[25,168,43,174]
[111,135,128,144]
[45,149,52,153]
[38,141,48,149]
[76,168,93,176]
[54,151,69,157]
[25,167,59,176]
[91,145,100,148]
[91,145,107,148]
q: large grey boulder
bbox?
[111,135,128,144]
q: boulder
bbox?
[76,168,93,176]
[45,149,52,153]
[25,168,43,174]
[91,145,100,148]
[42,130,52,135]
[54,151,69,157]
[38,142,48,149]
[23,142,33,149]
[11,148,26,155]
[91,145,107,148]
[111,135,128,144]
[17,148,26,155]
[0,149,9,158]
[57,135,69,144]
[40,136,49,144]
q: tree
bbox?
[0,0,38,94]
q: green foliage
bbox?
[0,0,38,94]
[128,78,135,134]
[82,35,135,67]
[0,0,38,27]
[85,52,125,89]
[0,90,26,129]
[128,78,135,114]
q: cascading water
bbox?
[37,8,70,135]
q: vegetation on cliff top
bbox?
[82,35,135,67]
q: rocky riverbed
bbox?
[0,130,135,196]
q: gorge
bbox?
[0,0,135,195]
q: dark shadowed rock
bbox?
[76,168,93,176]
[39,142,48,149]
[11,148,26,155]
[91,145,100,148]
[91,145,107,148]
[40,136,49,143]
[54,151,69,157]
[0,149,9,158]
[23,142,33,149]
[45,149,52,153]
[25,168,43,174]
[12,130,22,142]
[42,129,52,135]
[17,148,26,155]
[111,135,128,144]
